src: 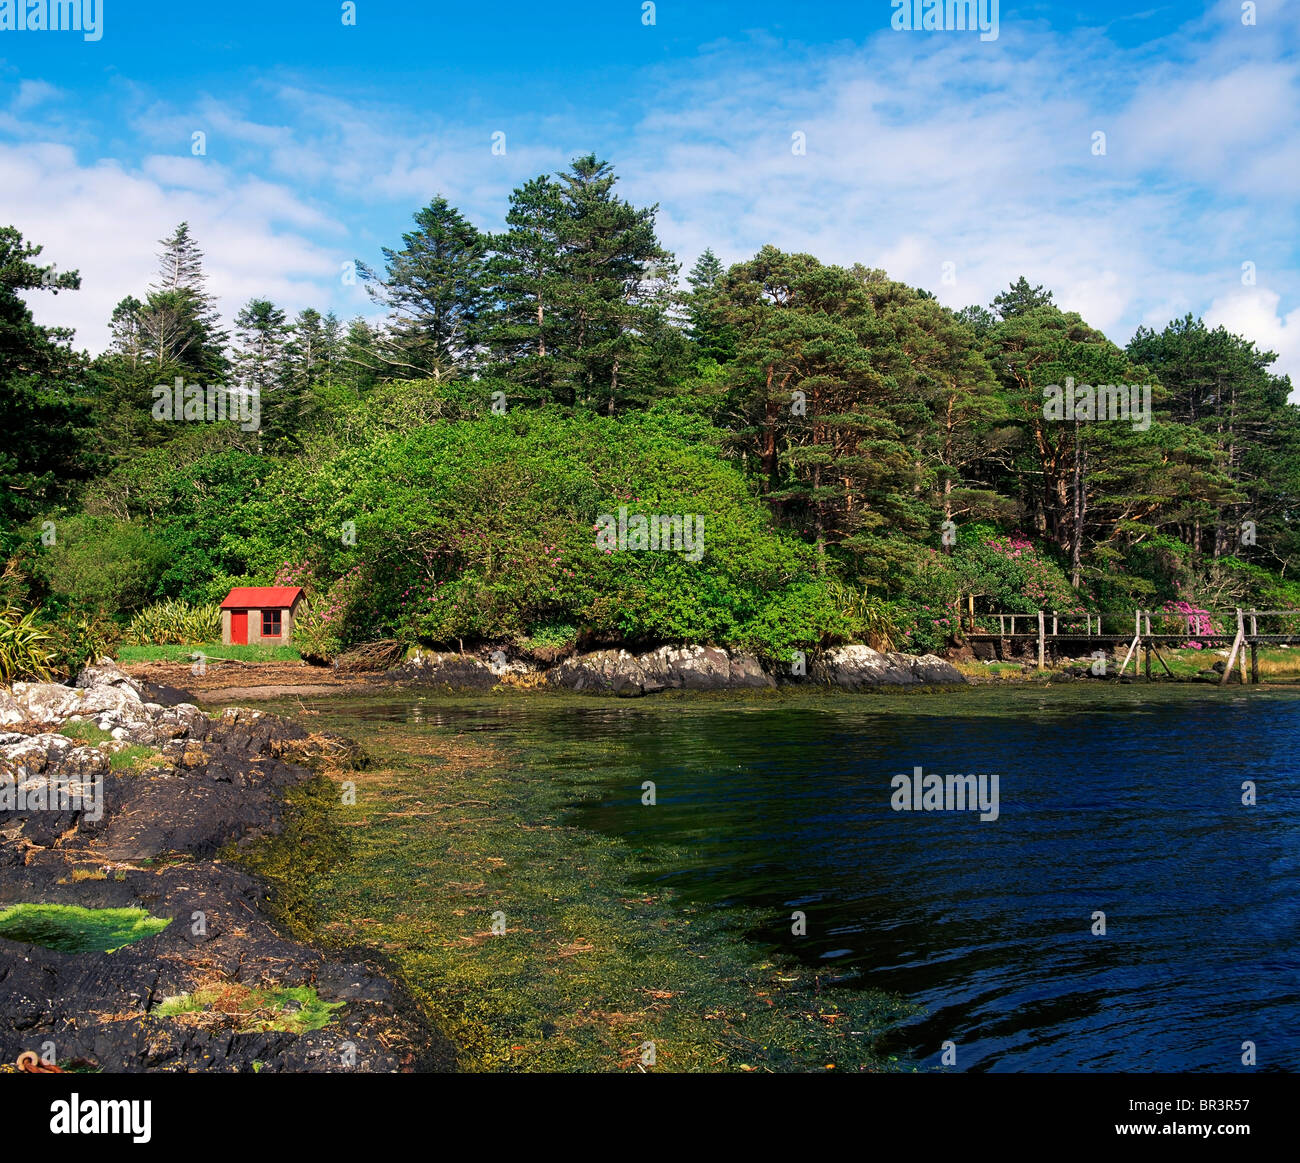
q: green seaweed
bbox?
[154,983,343,1033]
[238,695,917,1072]
[0,904,171,952]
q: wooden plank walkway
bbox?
[957,604,1298,684]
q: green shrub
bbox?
[30,514,167,613]
[44,607,122,679]
[124,599,222,646]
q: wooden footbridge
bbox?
[957,603,1299,685]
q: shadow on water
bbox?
[294,685,1300,1072]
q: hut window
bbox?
[262,610,282,637]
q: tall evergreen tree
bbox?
[234,298,296,445]
[716,247,926,582]
[485,175,569,401]
[143,222,229,380]
[1127,315,1298,570]
[359,197,488,382]
[553,155,677,413]
[685,248,736,364]
[0,227,93,550]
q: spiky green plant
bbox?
[825,581,898,652]
[124,599,222,646]
[0,605,58,683]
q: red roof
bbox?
[221,586,304,610]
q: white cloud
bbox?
[1206,288,1300,386]
[4,142,351,356]
[2,4,1297,400]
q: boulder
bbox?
[0,689,22,727]
[546,649,647,695]
[11,678,144,723]
[386,649,497,690]
[547,645,775,695]
[810,645,964,689]
[75,658,142,693]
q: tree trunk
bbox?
[761,365,778,491]
[1071,422,1085,589]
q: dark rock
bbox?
[0,668,452,1073]
[385,650,496,690]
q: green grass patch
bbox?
[153,982,343,1033]
[0,904,171,952]
[116,642,302,664]
[57,720,115,745]
[107,744,166,773]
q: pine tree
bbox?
[1128,315,1295,566]
[338,317,384,394]
[716,247,925,581]
[485,175,570,401]
[234,298,296,444]
[0,226,93,548]
[359,197,488,382]
[141,222,229,380]
[685,248,736,364]
[286,307,336,391]
[553,155,677,413]
[992,276,1054,320]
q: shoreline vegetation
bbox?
[3,173,1298,694]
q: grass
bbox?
[115,642,302,664]
[0,904,171,952]
[58,720,115,745]
[953,646,1300,683]
[153,982,343,1034]
[55,722,165,772]
[237,703,915,1073]
[107,744,166,773]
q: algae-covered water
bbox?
[259,684,1300,1072]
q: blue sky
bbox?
[1,0,1297,388]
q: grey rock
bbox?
[809,645,965,689]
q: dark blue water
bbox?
[525,687,1300,1072]
[318,685,1300,1072]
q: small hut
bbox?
[220,587,304,646]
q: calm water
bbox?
[313,685,1300,1072]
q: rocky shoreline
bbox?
[390,642,966,694]
[0,662,452,1073]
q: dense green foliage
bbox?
[2,158,1297,670]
